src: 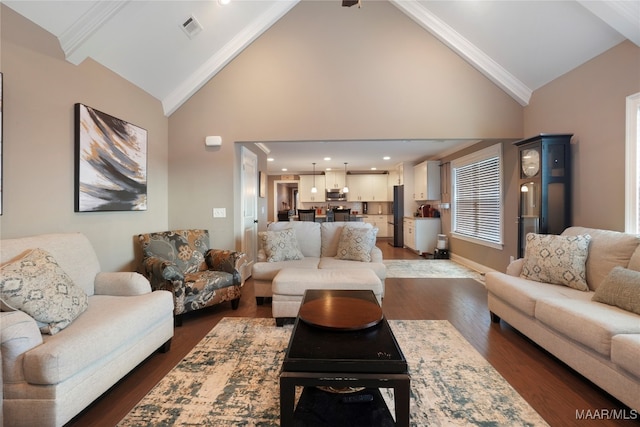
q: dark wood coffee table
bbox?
[280,289,410,426]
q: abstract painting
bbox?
[75,103,147,212]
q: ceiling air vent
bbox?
[181,14,203,39]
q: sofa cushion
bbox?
[628,246,640,272]
[318,258,387,282]
[259,229,304,262]
[336,226,378,262]
[485,272,592,317]
[520,233,590,291]
[591,267,640,315]
[0,248,89,335]
[272,268,382,296]
[251,257,319,281]
[611,334,640,378]
[0,233,101,296]
[23,292,172,385]
[535,298,640,357]
[267,221,321,258]
[562,227,640,290]
[320,222,372,257]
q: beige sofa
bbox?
[251,221,387,304]
[0,233,174,427]
[486,227,640,411]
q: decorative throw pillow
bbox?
[592,267,640,315]
[258,229,304,262]
[520,233,591,291]
[0,248,89,334]
[336,226,378,262]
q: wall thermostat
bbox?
[205,136,222,147]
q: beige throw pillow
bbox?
[258,228,304,262]
[521,233,591,291]
[0,248,89,334]
[592,267,640,315]
[336,226,378,262]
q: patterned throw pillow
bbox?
[0,248,89,334]
[521,233,591,291]
[336,226,378,262]
[592,267,640,315]
[259,229,304,262]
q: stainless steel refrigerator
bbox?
[390,185,404,247]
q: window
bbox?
[626,92,640,234]
[451,143,503,249]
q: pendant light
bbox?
[311,162,318,193]
[342,162,349,193]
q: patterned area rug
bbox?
[119,318,547,426]
[384,259,484,282]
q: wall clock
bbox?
[521,149,540,177]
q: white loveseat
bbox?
[0,233,174,426]
[486,227,640,411]
[251,221,387,304]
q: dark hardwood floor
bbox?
[66,239,638,426]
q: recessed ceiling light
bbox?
[326,168,332,171]
[281,168,287,171]
[218,0,231,5]
[383,156,391,160]
[371,167,377,170]
[324,157,331,161]
[267,157,274,162]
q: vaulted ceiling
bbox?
[4,0,639,174]
[5,0,638,118]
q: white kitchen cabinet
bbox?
[346,174,389,202]
[298,175,326,202]
[413,161,441,201]
[403,218,415,251]
[363,215,390,238]
[403,217,441,255]
[324,171,346,190]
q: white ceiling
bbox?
[5,0,639,173]
[255,138,482,174]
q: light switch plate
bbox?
[213,208,226,218]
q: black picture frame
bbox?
[74,103,147,212]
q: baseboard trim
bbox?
[449,253,495,277]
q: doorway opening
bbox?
[273,179,298,222]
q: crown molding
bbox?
[59,1,130,65]
[577,0,640,47]
[390,0,532,106]
[162,0,300,116]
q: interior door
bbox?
[241,147,258,276]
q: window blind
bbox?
[452,144,502,246]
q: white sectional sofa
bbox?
[486,227,640,411]
[0,233,174,426]
[251,221,387,305]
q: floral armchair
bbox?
[138,229,247,325]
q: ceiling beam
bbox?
[389,0,532,106]
[577,0,640,47]
[59,0,130,65]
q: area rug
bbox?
[119,318,547,426]
[384,259,484,283]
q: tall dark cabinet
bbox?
[515,134,573,258]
